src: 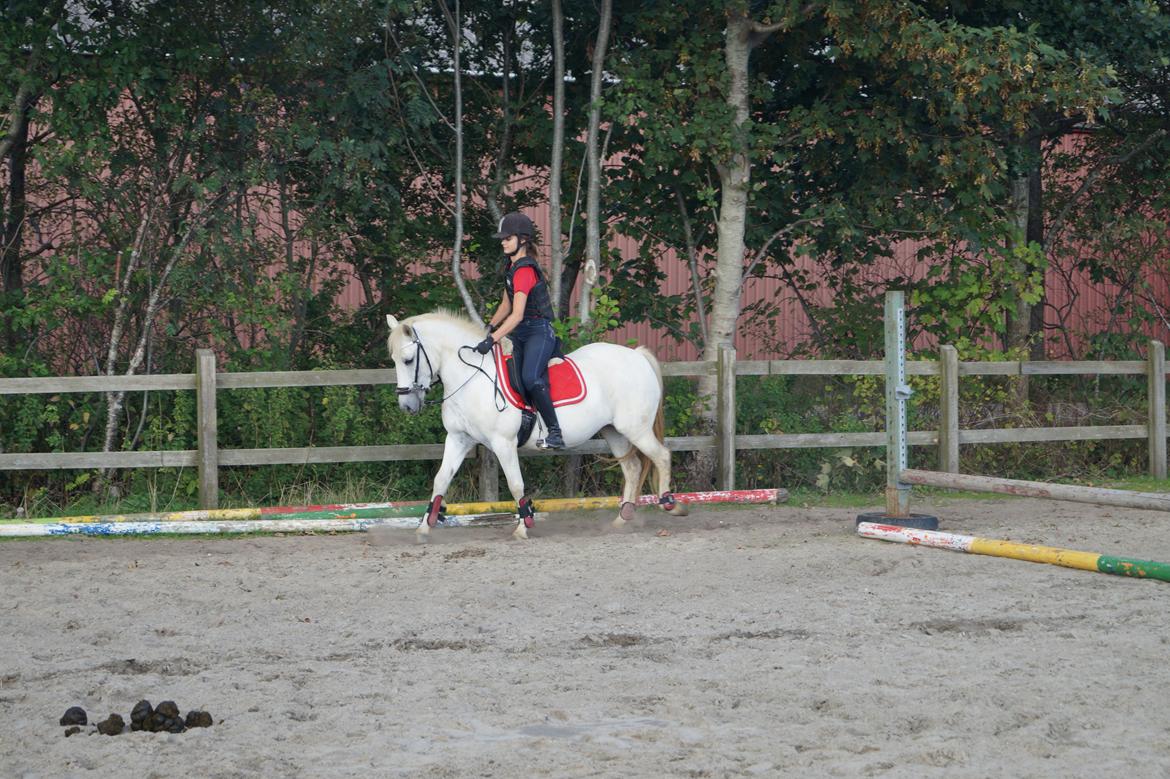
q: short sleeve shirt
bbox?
[512,266,538,295]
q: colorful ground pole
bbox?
[1,488,786,528]
[0,512,525,538]
[0,500,431,526]
[858,521,1170,583]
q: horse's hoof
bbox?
[619,501,636,522]
[668,503,689,517]
[611,516,627,530]
[415,531,430,545]
[511,524,529,541]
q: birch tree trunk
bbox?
[437,0,479,322]
[690,11,784,485]
[578,0,612,325]
[701,13,754,373]
[99,188,228,491]
[486,19,514,225]
[549,0,567,316]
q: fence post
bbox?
[478,445,499,501]
[716,345,736,491]
[195,349,219,509]
[938,344,960,473]
[1148,340,1166,479]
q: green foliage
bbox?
[553,292,623,351]
[911,241,1047,350]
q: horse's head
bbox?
[386,314,436,414]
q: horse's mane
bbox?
[404,308,483,339]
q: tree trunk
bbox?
[578,0,612,325]
[1,99,29,350]
[690,14,755,486]
[549,0,567,317]
[675,188,710,350]
[1006,172,1031,353]
[1006,134,1045,360]
[1026,138,1046,361]
[486,19,514,225]
[99,188,227,493]
[438,0,479,322]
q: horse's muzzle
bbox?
[398,392,423,414]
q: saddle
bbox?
[492,347,588,411]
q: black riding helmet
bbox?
[492,212,535,239]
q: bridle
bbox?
[394,326,506,410]
[395,328,437,398]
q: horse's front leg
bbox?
[418,432,476,544]
[491,440,531,540]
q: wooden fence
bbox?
[1,344,1166,509]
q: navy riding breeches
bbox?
[509,317,557,392]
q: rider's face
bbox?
[500,235,519,255]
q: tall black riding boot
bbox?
[528,383,565,450]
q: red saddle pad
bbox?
[493,348,588,411]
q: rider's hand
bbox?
[486,322,498,334]
[474,337,494,355]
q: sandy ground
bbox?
[2,496,1170,778]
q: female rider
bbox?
[474,212,565,450]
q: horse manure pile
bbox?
[59,700,214,737]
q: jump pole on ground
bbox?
[861,291,1170,580]
[0,513,524,538]
[858,521,1170,583]
[0,489,787,536]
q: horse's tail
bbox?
[635,346,666,493]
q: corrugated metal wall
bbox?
[335,191,1170,361]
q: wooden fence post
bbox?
[195,349,219,509]
[478,445,499,501]
[938,344,960,474]
[1148,340,1166,479]
[716,345,736,491]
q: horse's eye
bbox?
[403,358,413,365]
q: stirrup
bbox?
[536,433,565,451]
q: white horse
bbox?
[385,310,687,542]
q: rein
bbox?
[398,327,507,410]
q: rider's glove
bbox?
[486,322,499,333]
[474,337,494,355]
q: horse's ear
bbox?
[386,314,399,331]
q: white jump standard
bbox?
[865,289,1170,531]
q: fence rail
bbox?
[1,345,1166,508]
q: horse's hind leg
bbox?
[491,440,531,540]
[626,427,688,516]
[601,426,640,529]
